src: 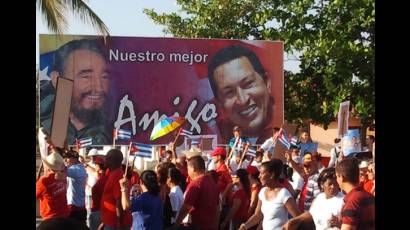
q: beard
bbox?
[70,92,108,126]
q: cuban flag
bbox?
[180,129,193,138]
[130,143,153,158]
[290,136,299,146]
[76,137,92,148]
[113,128,132,140]
[273,128,291,150]
[246,147,257,157]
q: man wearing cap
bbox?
[36,151,70,220]
[227,126,250,168]
[84,148,104,229]
[358,161,373,194]
[63,150,88,224]
[211,147,233,230]
[211,147,233,196]
[285,152,320,211]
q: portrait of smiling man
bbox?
[40,38,112,145]
[208,45,276,144]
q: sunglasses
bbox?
[303,164,311,168]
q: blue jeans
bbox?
[89,211,101,230]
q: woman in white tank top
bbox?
[239,159,301,230]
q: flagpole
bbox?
[171,128,183,160]
[238,143,250,169]
[76,139,80,152]
[36,162,44,181]
[226,137,239,164]
[172,128,182,145]
[124,142,132,177]
[131,154,137,174]
[113,129,116,147]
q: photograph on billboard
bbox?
[39,35,283,145]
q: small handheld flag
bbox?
[290,136,299,146]
[76,137,92,149]
[130,143,153,158]
[114,128,132,140]
[180,129,193,138]
[246,147,257,157]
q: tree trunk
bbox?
[360,124,368,150]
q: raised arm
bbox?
[239,199,263,230]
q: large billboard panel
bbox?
[39,35,283,145]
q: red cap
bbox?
[211,147,227,157]
[94,156,105,165]
[246,165,258,175]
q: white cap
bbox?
[88,148,99,157]
[359,161,369,169]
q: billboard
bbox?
[39,35,283,145]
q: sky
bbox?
[36,0,299,72]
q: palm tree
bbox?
[37,0,110,37]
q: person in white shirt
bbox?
[166,167,184,224]
[283,167,344,230]
[239,159,301,230]
[260,127,281,159]
[328,138,342,168]
[250,150,264,171]
[287,146,304,200]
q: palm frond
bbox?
[68,0,110,37]
[38,0,67,34]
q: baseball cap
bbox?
[359,161,369,169]
[88,148,99,157]
[232,126,241,131]
[211,147,227,157]
[93,156,105,165]
[181,147,202,159]
[246,165,258,175]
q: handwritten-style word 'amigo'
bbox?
[114,95,217,136]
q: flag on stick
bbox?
[114,128,132,140]
[246,147,257,157]
[180,129,193,138]
[130,143,153,158]
[76,137,92,149]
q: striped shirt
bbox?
[299,172,320,211]
[342,186,375,229]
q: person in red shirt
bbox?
[211,147,234,228]
[220,169,251,230]
[36,152,70,220]
[99,149,132,230]
[212,147,233,196]
[366,162,375,196]
[246,165,261,221]
[359,160,374,195]
[336,158,375,230]
[88,157,107,230]
[174,155,220,230]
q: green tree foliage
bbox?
[144,0,374,131]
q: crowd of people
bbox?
[36,126,375,230]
